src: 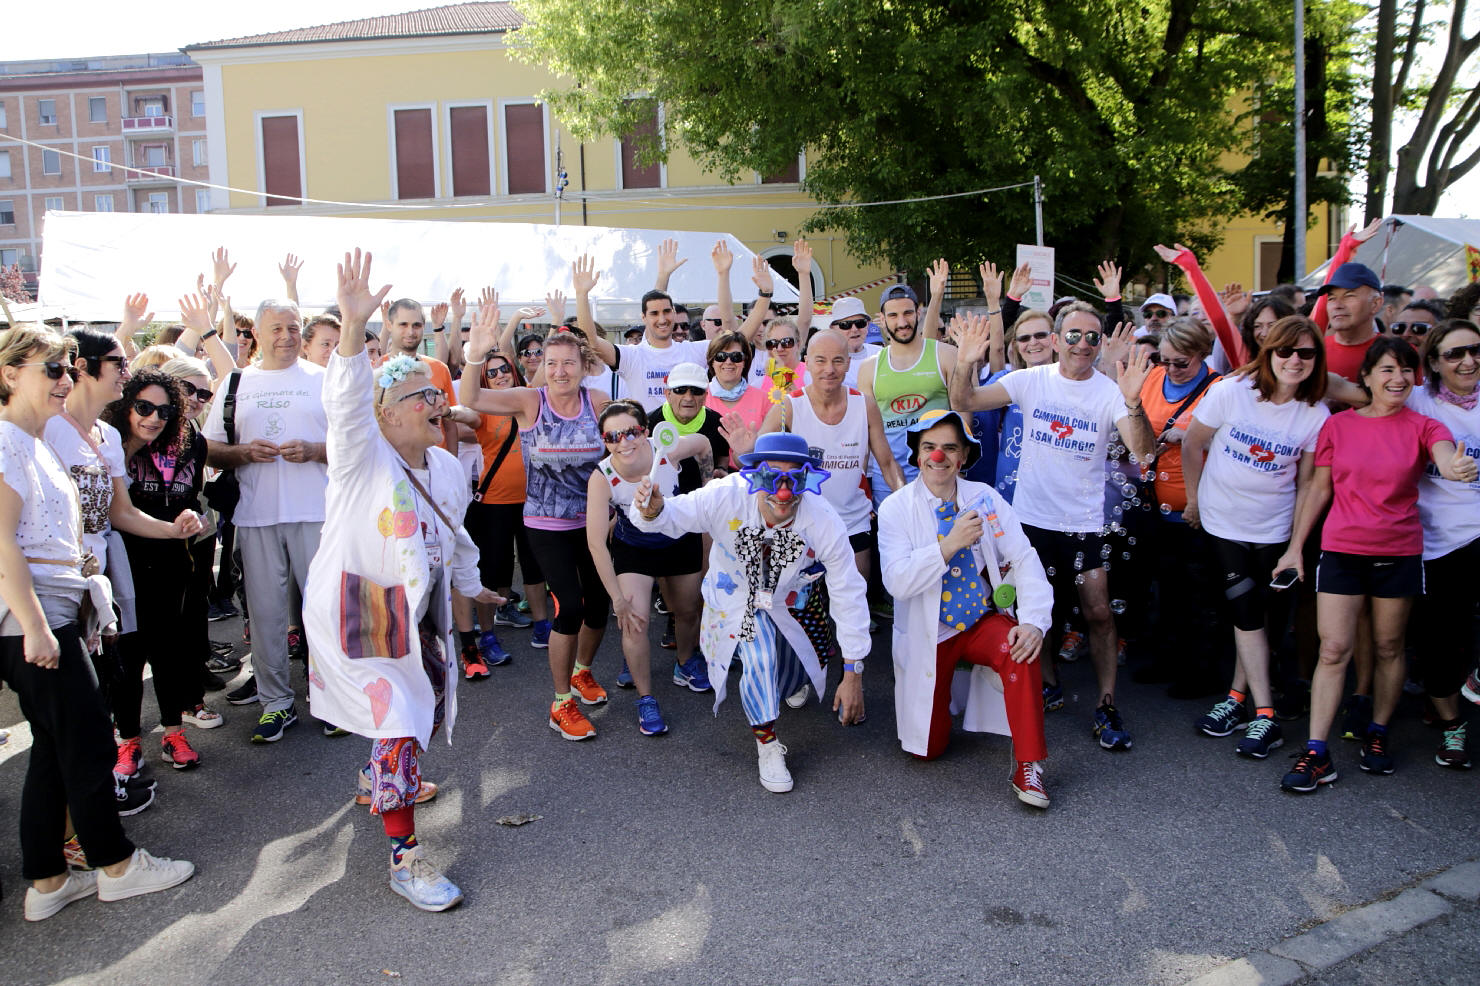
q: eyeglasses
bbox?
[19,361,79,381]
[601,425,645,445]
[520,348,543,360]
[1061,330,1102,347]
[1388,322,1430,335]
[670,385,705,397]
[704,318,724,327]
[132,398,176,420]
[764,337,798,351]
[1144,308,1173,320]
[1273,346,1319,360]
[833,317,870,331]
[486,363,514,378]
[179,381,211,401]
[1441,343,1480,362]
[391,387,447,407]
[712,351,747,364]
[1015,330,1050,345]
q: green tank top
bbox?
[872,337,950,444]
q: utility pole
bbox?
[1033,175,1045,246]
[555,146,569,226]
[1294,0,1308,280]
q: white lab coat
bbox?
[877,478,1052,757]
[305,350,482,748]
[630,472,870,714]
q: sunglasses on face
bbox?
[1387,322,1430,335]
[1145,308,1173,320]
[132,398,176,420]
[602,425,645,445]
[764,337,798,351]
[1158,355,1194,370]
[712,351,747,364]
[1273,346,1319,360]
[521,349,543,360]
[1016,330,1050,345]
[704,318,724,327]
[1061,330,1102,347]
[98,354,129,370]
[670,385,705,397]
[21,361,79,381]
[486,363,514,378]
[834,317,870,331]
[179,381,211,401]
[1441,343,1480,362]
[391,387,447,407]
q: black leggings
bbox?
[1208,534,1289,632]
[113,536,201,735]
[526,526,609,636]
[0,624,135,879]
[464,500,544,589]
[1419,535,1480,697]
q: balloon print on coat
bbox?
[378,481,419,565]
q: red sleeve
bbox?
[1311,233,1357,330]
[1314,416,1337,467]
[1173,248,1245,366]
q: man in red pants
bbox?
[877,410,1053,807]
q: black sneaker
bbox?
[1236,717,1284,758]
[251,706,298,743]
[1196,697,1249,737]
[660,613,676,650]
[288,628,308,665]
[201,668,227,692]
[226,675,258,705]
[1359,731,1396,774]
[115,776,155,816]
[1340,693,1373,740]
[205,653,242,676]
[1281,747,1338,793]
[207,599,239,622]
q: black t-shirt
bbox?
[646,405,729,494]
[125,425,207,523]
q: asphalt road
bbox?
[1,611,1477,986]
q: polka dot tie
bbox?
[937,500,989,632]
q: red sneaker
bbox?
[1010,761,1049,808]
[113,737,143,779]
[461,643,489,680]
[161,731,201,770]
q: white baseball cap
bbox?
[665,362,709,390]
[829,297,869,323]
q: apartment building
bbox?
[0,53,210,293]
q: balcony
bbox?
[124,165,175,184]
[121,115,174,135]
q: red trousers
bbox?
[922,612,1047,762]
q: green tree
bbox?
[515,0,1295,281]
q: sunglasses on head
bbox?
[764,337,797,351]
[601,425,645,445]
[179,381,211,401]
[1061,330,1102,347]
[1387,322,1430,335]
[1441,343,1480,362]
[132,398,176,420]
[1016,330,1050,344]
[486,362,514,378]
[670,385,705,397]
[712,351,747,364]
[20,361,79,381]
[833,317,870,331]
[1273,346,1319,360]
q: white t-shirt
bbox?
[1190,376,1329,545]
[1000,364,1127,533]
[1407,388,1480,559]
[844,343,882,390]
[614,339,712,412]
[202,361,329,528]
[0,420,87,625]
[44,415,126,564]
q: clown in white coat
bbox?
[305,250,501,912]
[630,431,870,794]
[877,410,1054,807]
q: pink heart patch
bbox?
[364,677,392,728]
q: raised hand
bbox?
[430,301,449,329]
[751,254,775,295]
[1116,339,1153,403]
[449,287,467,328]
[1352,217,1385,243]
[211,246,236,287]
[956,312,991,365]
[792,237,813,276]
[545,288,567,325]
[1152,243,1181,264]
[927,258,949,296]
[1093,260,1123,300]
[979,261,1003,307]
[717,412,757,456]
[335,249,392,328]
[177,293,214,334]
[468,294,501,357]
[1008,262,1032,300]
[572,255,600,295]
[1100,320,1134,371]
[279,253,303,287]
[711,239,734,275]
[121,292,153,328]
[657,237,687,279]
[1220,282,1251,320]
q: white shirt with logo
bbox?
[614,339,712,413]
[1407,387,1480,559]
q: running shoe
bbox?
[226,675,258,705]
[160,731,201,769]
[182,704,224,729]
[322,722,350,737]
[1196,697,1249,738]
[63,835,91,872]
[660,613,677,650]
[530,620,551,649]
[461,643,489,680]
[637,695,669,736]
[785,683,811,709]
[287,627,307,664]
[115,775,155,816]
[1462,667,1480,706]
[549,698,595,740]
[1281,747,1338,793]
[113,737,143,779]
[654,589,669,615]
[201,668,227,692]
[207,599,239,622]
[615,660,634,688]
[1435,722,1472,770]
[1340,693,1373,741]
[673,654,712,693]
[204,653,241,676]
[1010,761,1049,808]
[1236,717,1284,759]
[493,602,531,628]
[1359,730,1396,775]
[478,630,511,668]
[251,706,298,743]
[1092,701,1133,750]
[388,846,463,912]
[1057,630,1086,663]
[1042,684,1064,712]
[570,668,607,705]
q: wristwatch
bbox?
[843,661,865,674]
[757,290,774,298]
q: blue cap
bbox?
[880,283,919,309]
[906,409,981,469]
[1316,262,1382,296]
[736,431,824,468]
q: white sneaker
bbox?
[784,683,811,709]
[96,847,195,902]
[388,846,463,912]
[756,739,793,793]
[182,704,224,729]
[24,869,98,921]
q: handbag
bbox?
[203,369,243,519]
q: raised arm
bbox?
[1114,345,1157,466]
[712,240,737,333]
[737,255,774,343]
[1311,219,1381,328]
[278,253,302,305]
[980,261,1006,375]
[654,237,687,293]
[335,248,391,359]
[1154,243,1242,364]
[459,298,541,424]
[573,255,618,368]
[921,258,948,339]
[117,293,151,359]
[793,238,814,335]
[177,291,238,383]
[948,315,1012,412]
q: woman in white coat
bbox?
[877,410,1055,807]
[305,251,500,913]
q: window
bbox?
[42,149,61,175]
[142,144,166,167]
[38,98,57,125]
[448,105,491,197]
[0,200,13,225]
[392,108,435,199]
[195,189,212,213]
[619,102,662,190]
[0,102,7,128]
[503,103,546,195]
[0,150,9,179]
[147,192,168,214]
[141,98,165,118]
[191,90,205,117]
[761,155,802,184]
[259,114,303,207]
[94,194,114,212]
[44,196,64,212]
[192,139,207,167]
[92,146,111,172]
[89,96,107,123]
[0,249,18,268]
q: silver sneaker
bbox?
[24,869,98,921]
[784,683,811,709]
[96,847,195,902]
[388,846,463,912]
[756,739,793,793]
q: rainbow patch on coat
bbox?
[340,572,411,661]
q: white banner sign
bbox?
[1014,243,1056,312]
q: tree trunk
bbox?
[1365,0,1397,223]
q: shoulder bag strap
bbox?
[222,369,243,446]
[473,417,519,503]
[401,464,461,535]
[1159,371,1220,440]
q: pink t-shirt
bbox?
[1315,408,1452,556]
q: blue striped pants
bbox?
[733,611,810,726]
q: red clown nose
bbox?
[928,448,946,463]
[773,486,794,502]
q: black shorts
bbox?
[462,500,544,589]
[1022,525,1109,583]
[609,532,702,579]
[1315,551,1424,598]
[848,530,872,555]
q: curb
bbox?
[1184,859,1480,986]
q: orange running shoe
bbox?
[569,668,608,706]
[548,698,595,740]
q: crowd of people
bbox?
[2,223,1478,918]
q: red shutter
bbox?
[620,104,661,189]
[504,103,546,195]
[761,157,801,184]
[394,108,435,200]
[449,106,491,197]
[260,116,301,207]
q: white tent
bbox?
[37,211,798,322]
[1299,214,1480,296]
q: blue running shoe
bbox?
[493,602,531,628]
[1042,684,1064,712]
[478,630,511,667]
[673,653,712,692]
[615,660,634,688]
[529,620,551,650]
[637,695,668,736]
[1092,701,1133,751]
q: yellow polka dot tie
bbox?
[937,500,990,632]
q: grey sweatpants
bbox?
[238,520,323,713]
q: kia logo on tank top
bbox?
[890,394,926,415]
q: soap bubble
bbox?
[1160,503,1172,515]
[1110,599,1127,614]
